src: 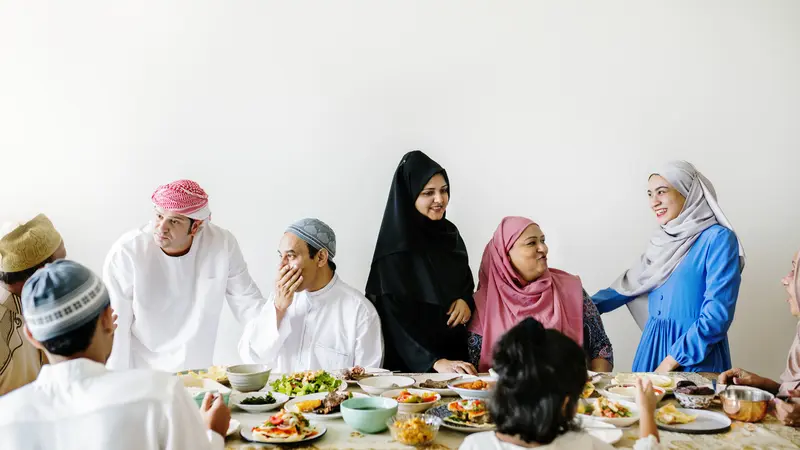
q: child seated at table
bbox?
[459,318,661,449]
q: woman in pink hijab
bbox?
[467,217,614,373]
[717,249,800,427]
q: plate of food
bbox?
[613,373,676,392]
[338,366,391,384]
[284,391,368,420]
[381,389,441,413]
[448,377,496,400]
[413,374,464,396]
[177,365,230,387]
[655,404,731,434]
[428,399,495,433]
[232,391,289,413]
[241,411,326,443]
[269,370,346,397]
[578,398,640,427]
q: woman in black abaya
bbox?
[366,150,477,374]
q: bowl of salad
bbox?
[577,398,640,427]
[269,370,345,397]
[381,389,441,413]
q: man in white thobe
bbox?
[0,260,230,450]
[239,218,383,372]
[104,179,265,371]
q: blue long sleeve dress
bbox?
[593,225,741,373]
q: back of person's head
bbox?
[22,259,111,357]
[490,317,587,445]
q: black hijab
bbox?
[366,150,473,308]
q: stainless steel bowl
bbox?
[719,387,773,422]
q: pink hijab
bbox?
[468,216,585,372]
[779,249,800,396]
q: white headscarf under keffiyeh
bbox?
[613,161,746,330]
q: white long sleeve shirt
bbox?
[0,358,223,450]
[460,431,661,450]
[239,273,383,373]
[104,221,265,372]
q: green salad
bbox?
[270,370,342,396]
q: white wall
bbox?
[1,1,799,375]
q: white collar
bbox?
[35,358,108,388]
[306,273,339,299]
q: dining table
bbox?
[222,372,800,449]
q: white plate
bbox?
[232,391,289,413]
[412,373,465,396]
[339,367,391,385]
[428,404,495,433]
[613,373,676,392]
[284,392,369,420]
[656,408,731,434]
[578,399,640,427]
[240,424,327,443]
[579,417,623,445]
[587,371,603,384]
[226,419,240,437]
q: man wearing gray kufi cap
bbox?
[239,218,384,373]
[0,260,230,450]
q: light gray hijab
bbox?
[613,161,746,330]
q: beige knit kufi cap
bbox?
[0,214,63,273]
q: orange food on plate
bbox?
[454,380,494,391]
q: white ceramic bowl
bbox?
[448,376,496,400]
[578,399,640,427]
[232,391,289,413]
[381,389,441,413]
[358,376,416,396]
[600,384,666,404]
[226,364,271,392]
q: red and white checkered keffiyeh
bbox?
[151,179,211,220]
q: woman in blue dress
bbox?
[593,161,745,373]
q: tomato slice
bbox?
[270,415,283,425]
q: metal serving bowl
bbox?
[719,387,774,423]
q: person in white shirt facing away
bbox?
[239,218,383,373]
[0,260,231,450]
[104,179,266,372]
[460,318,662,450]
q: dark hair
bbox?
[0,258,51,286]
[490,317,587,445]
[40,312,102,356]
[306,243,336,272]
[187,218,196,235]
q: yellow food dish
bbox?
[582,382,595,398]
[656,404,697,425]
[185,365,229,385]
[294,399,323,413]
[391,417,435,445]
